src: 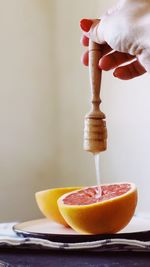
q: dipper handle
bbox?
[88,40,104,117]
[83,40,107,153]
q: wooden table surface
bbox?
[0,249,150,267]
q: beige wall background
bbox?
[0,0,149,221]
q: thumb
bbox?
[80,19,105,44]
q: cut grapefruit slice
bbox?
[35,187,81,226]
[58,183,138,234]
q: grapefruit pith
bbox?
[35,187,81,226]
[58,183,138,234]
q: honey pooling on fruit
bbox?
[63,184,131,206]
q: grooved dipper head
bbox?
[83,117,107,153]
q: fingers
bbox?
[81,35,89,66]
[99,51,135,71]
[80,19,94,32]
[113,60,146,80]
[81,35,89,47]
[80,19,105,44]
[82,49,146,79]
[82,50,89,66]
[81,40,112,66]
[99,43,112,58]
[80,18,147,79]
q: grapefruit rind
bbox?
[57,183,138,234]
[35,187,81,226]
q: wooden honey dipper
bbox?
[83,40,107,153]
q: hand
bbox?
[80,0,150,80]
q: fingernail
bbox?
[80,19,93,32]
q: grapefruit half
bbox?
[35,187,81,226]
[58,183,138,234]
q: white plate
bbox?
[13,216,150,243]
